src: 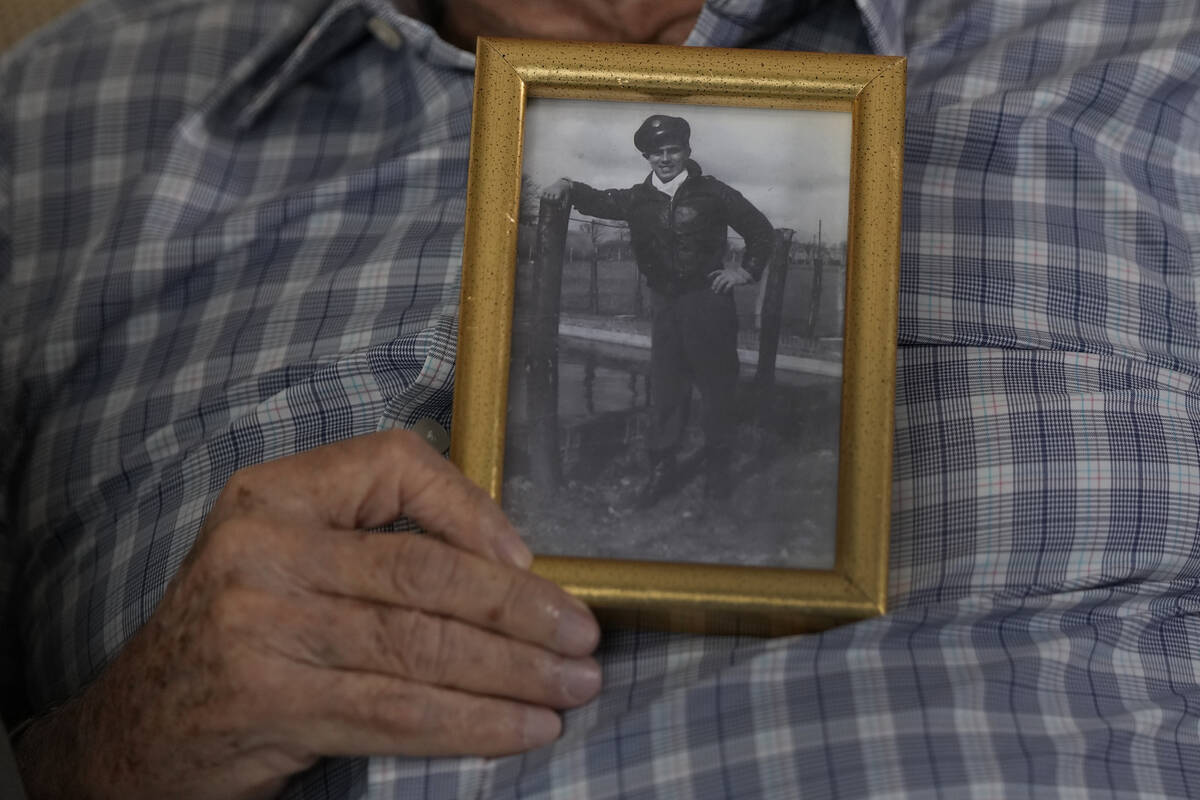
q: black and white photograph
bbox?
[501,97,852,569]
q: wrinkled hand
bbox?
[708,265,753,293]
[16,431,601,800]
[540,179,572,205]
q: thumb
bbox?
[208,430,532,569]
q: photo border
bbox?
[451,38,905,635]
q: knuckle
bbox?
[389,427,426,453]
[220,639,270,696]
[196,596,271,695]
[387,536,463,607]
[388,609,455,684]
[287,602,339,667]
[206,584,259,642]
[199,520,241,564]
[367,681,430,738]
[419,475,493,541]
[197,516,266,571]
[378,430,447,506]
[407,467,456,514]
[375,429,428,475]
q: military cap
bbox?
[634,115,690,153]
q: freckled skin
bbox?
[16,432,601,800]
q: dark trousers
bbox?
[648,287,739,460]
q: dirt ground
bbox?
[503,378,841,569]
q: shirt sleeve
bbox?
[718,181,775,279]
[568,181,637,221]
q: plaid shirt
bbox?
[4,0,1200,797]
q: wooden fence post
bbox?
[525,197,570,490]
[587,219,600,314]
[805,220,823,339]
[754,228,794,391]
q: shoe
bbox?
[634,456,678,509]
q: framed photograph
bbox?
[451,38,904,635]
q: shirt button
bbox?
[411,418,451,455]
[366,16,405,50]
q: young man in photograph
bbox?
[543,115,776,508]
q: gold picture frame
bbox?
[451,38,904,636]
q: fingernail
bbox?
[495,535,533,570]
[555,598,599,654]
[560,659,602,704]
[523,708,562,749]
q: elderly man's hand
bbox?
[16,431,602,800]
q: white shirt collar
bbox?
[652,168,688,199]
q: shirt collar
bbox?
[687,0,880,50]
[226,0,474,131]
[652,167,689,198]
[223,0,872,131]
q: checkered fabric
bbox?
[3,0,1200,797]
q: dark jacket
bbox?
[568,161,775,296]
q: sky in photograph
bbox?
[521,97,852,243]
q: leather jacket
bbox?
[568,160,775,296]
